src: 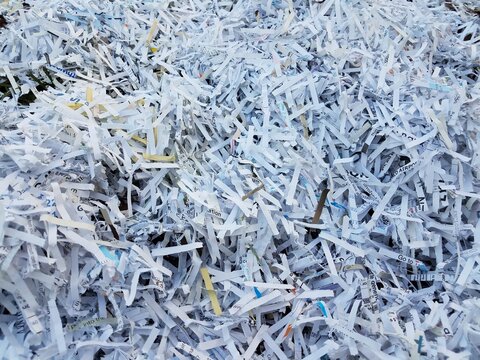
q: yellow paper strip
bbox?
[146,19,159,45]
[86,87,93,103]
[242,183,265,201]
[40,215,95,232]
[200,267,222,315]
[66,103,83,110]
[142,153,176,162]
[131,135,148,145]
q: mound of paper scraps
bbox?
[0,0,479,359]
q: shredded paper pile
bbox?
[1,0,480,358]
